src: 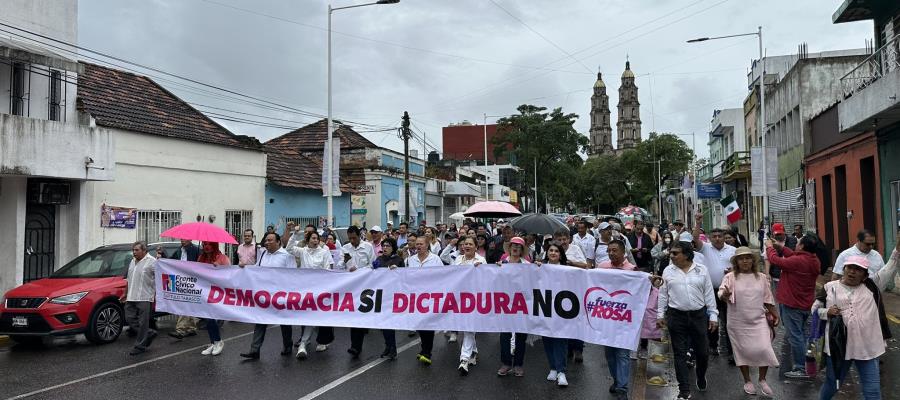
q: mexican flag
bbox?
[720,195,742,224]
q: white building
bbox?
[0,0,114,294]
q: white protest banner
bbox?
[156,259,651,350]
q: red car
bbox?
[0,242,180,345]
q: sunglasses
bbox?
[669,251,682,256]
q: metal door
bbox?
[23,204,56,281]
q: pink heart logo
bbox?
[584,286,633,331]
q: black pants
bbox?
[317,326,334,345]
[500,332,527,367]
[349,328,369,352]
[417,330,435,357]
[382,329,396,351]
[249,324,292,353]
[667,308,710,395]
[708,296,730,353]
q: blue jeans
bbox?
[818,356,880,400]
[779,304,808,371]
[605,346,631,392]
[542,337,567,374]
[205,319,220,342]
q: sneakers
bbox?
[546,370,558,381]
[417,354,432,365]
[448,333,458,343]
[469,352,478,365]
[512,366,524,377]
[296,346,308,359]
[785,369,810,379]
[676,392,692,400]
[556,372,568,387]
[697,375,708,392]
[758,380,773,397]
[743,381,757,395]
[458,359,469,376]
[211,340,224,356]
[315,344,329,352]
[380,347,397,360]
[201,344,215,356]
[497,365,512,376]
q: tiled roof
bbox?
[265,119,377,153]
[77,63,261,150]
[264,147,361,193]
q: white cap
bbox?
[498,218,506,223]
[370,225,383,233]
[678,231,693,242]
[598,222,611,230]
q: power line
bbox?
[199,0,591,76]
[487,0,592,73]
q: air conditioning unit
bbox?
[27,181,71,205]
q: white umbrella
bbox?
[449,212,466,221]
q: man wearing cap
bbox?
[693,213,736,357]
[594,222,614,265]
[765,234,821,379]
[369,226,384,257]
[670,219,686,239]
[816,245,898,399]
[831,229,884,281]
[596,239,636,397]
[771,223,796,250]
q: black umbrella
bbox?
[827,314,848,389]
[508,213,567,235]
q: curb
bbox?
[0,335,9,345]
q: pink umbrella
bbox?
[463,201,522,218]
[159,222,238,245]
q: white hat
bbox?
[370,225,383,233]
[498,218,506,223]
[598,222,611,230]
[678,231,693,242]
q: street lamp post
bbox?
[327,0,398,226]
[687,26,767,226]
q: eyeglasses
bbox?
[669,251,682,256]
[864,241,877,248]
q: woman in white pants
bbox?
[453,236,485,376]
[289,231,333,359]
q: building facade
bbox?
[588,71,613,156]
[616,61,641,152]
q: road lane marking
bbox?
[5,329,257,400]
[297,338,421,400]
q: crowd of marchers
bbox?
[120,216,898,400]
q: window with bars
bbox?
[224,210,253,264]
[49,70,63,121]
[136,210,182,244]
[11,63,27,116]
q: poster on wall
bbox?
[100,204,136,229]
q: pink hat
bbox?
[509,237,526,247]
[843,255,870,270]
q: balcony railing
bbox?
[723,151,750,180]
[841,34,898,98]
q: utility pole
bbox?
[402,111,412,224]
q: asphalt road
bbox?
[1,320,897,400]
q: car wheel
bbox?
[85,302,124,344]
[9,335,45,346]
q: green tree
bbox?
[492,105,588,212]
[617,133,695,210]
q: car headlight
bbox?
[49,292,89,305]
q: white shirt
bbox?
[697,242,736,288]
[832,244,884,277]
[407,252,444,268]
[179,247,188,261]
[454,253,486,266]
[595,240,610,265]
[573,232,597,261]
[430,241,442,255]
[126,255,157,302]
[255,247,296,269]
[440,244,458,265]
[338,241,375,270]
[295,246,334,269]
[658,262,718,321]
[565,243,587,264]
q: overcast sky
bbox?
[74,0,871,159]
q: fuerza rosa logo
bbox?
[583,287,633,330]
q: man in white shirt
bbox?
[657,241,718,400]
[240,232,296,360]
[339,226,375,272]
[831,229,884,280]
[407,237,444,268]
[594,222,613,265]
[554,230,589,269]
[692,213,735,357]
[125,241,158,355]
[573,220,597,268]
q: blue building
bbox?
[263,149,354,229]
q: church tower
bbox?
[616,60,641,151]
[588,69,613,156]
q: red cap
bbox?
[772,223,785,234]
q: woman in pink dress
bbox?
[718,246,779,397]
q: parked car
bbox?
[0,242,181,345]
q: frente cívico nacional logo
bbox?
[583,286,633,329]
[161,274,203,303]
